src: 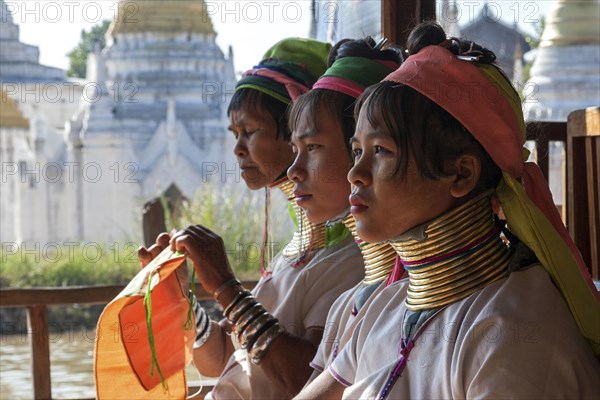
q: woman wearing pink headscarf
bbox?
[297,22,600,400]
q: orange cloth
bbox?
[94,249,194,399]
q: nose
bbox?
[347,157,371,187]
[233,135,247,159]
[287,154,307,183]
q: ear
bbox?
[449,153,481,199]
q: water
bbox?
[0,330,206,399]
[1,330,96,399]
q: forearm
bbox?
[192,319,234,377]
[294,369,346,400]
[216,285,323,397]
[189,296,235,378]
[258,331,320,397]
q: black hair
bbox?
[289,37,403,152]
[327,37,403,67]
[354,23,504,196]
[227,88,291,141]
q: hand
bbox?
[170,225,236,295]
[137,232,171,269]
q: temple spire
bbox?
[107,0,215,37]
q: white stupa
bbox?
[523,0,600,122]
[66,0,237,242]
[1,0,236,245]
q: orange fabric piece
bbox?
[94,249,194,399]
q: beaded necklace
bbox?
[378,192,512,400]
[342,214,397,285]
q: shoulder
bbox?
[303,235,363,272]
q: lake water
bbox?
[0,330,207,399]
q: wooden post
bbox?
[567,107,600,276]
[27,305,51,400]
[382,0,437,47]
[142,198,167,247]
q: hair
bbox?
[354,22,503,196]
[289,37,403,152]
[227,88,291,141]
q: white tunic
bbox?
[330,264,600,399]
[309,280,393,375]
[209,235,364,400]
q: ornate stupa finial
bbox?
[540,0,600,47]
[107,0,215,38]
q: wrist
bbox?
[216,284,245,310]
[213,278,242,301]
[192,296,212,348]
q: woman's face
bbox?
[347,106,457,243]
[288,108,353,224]
[229,106,294,190]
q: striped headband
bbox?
[313,57,401,99]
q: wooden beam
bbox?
[0,282,259,308]
[382,0,437,48]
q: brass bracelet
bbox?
[232,303,265,339]
[249,322,285,365]
[213,278,242,300]
[227,296,257,325]
[241,314,276,350]
[223,290,251,319]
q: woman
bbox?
[285,37,403,383]
[298,23,600,399]
[141,38,365,399]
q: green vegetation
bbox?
[66,20,111,78]
[0,243,140,289]
[0,183,293,332]
[0,243,140,333]
[173,182,293,281]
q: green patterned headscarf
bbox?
[235,38,332,105]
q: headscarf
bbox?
[313,57,401,98]
[383,44,600,354]
[235,38,332,104]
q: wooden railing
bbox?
[0,281,258,400]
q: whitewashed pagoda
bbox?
[523,0,600,121]
[0,0,84,244]
[1,0,236,244]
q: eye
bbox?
[352,148,362,160]
[374,145,391,155]
[306,144,320,151]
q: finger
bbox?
[148,243,163,260]
[137,246,152,269]
[170,229,186,251]
[174,234,195,256]
[156,232,171,248]
[189,225,224,244]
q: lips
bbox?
[293,190,312,206]
[239,164,257,171]
[349,193,368,214]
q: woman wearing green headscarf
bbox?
[140,38,365,399]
